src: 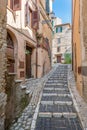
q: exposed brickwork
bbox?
[0,0,7,129]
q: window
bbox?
[25,2,32,27]
[57,47,60,52]
[46,0,50,14]
[10,0,13,9]
[8,0,21,10]
[58,38,61,44]
[56,26,62,33]
[31,11,39,30]
[13,0,21,10]
[52,20,54,27]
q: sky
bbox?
[53,0,72,24]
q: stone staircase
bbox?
[35,65,83,130]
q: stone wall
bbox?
[72,0,83,96]
[5,74,31,130]
[0,0,7,130]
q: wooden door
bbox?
[26,46,32,78]
[7,33,14,73]
[57,56,61,63]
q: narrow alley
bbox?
[34,65,82,130]
[0,0,87,130]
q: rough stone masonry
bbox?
[0,0,7,130]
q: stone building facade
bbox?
[52,23,72,65]
[0,0,7,130]
[7,0,52,79]
[5,0,53,129]
[72,0,87,101]
[36,0,52,77]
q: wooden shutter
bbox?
[10,0,13,9]
[13,0,21,11]
[25,1,29,26]
[32,11,39,30]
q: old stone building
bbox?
[52,23,72,65]
[7,0,38,80]
[5,0,53,129]
[0,0,7,130]
[7,0,53,79]
[72,0,87,101]
[36,0,53,77]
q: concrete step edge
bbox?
[42,93,71,97]
[44,88,68,91]
[41,101,73,105]
[38,112,77,118]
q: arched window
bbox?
[7,33,15,73]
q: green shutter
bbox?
[56,27,58,33]
[52,21,54,27]
[60,27,62,32]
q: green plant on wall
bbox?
[64,53,71,64]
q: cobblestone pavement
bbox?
[34,65,83,130]
[9,64,83,130]
[9,65,57,130]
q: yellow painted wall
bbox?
[72,0,83,96]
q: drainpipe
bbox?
[36,0,38,78]
[72,0,73,71]
[36,35,38,78]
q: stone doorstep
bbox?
[42,93,71,97]
[21,85,27,89]
[38,112,77,118]
[41,101,73,105]
[44,88,68,91]
[25,90,31,95]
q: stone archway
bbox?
[5,30,18,130]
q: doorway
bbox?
[57,55,61,63]
[7,32,14,73]
[26,45,32,78]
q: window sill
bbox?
[8,73,16,76]
[15,79,23,83]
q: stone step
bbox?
[38,112,77,118]
[49,76,67,78]
[41,95,72,102]
[44,87,69,91]
[41,101,73,105]
[35,117,82,130]
[39,104,76,113]
[43,89,70,94]
[42,93,71,97]
[47,78,67,83]
[45,83,64,85]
